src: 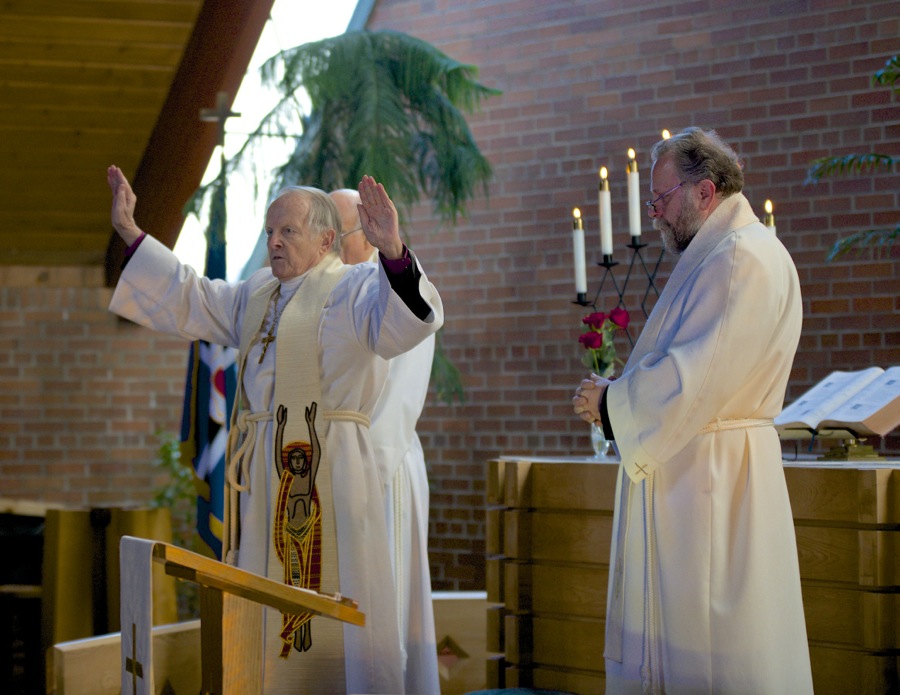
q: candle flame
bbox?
[661,129,671,140]
[573,207,581,219]
[765,199,773,214]
[627,148,636,160]
[599,167,608,180]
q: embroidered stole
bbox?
[228,255,351,693]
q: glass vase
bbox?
[590,422,611,458]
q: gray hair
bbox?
[650,127,744,196]
[271,186,342,253]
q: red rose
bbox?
[582,312,607,329]
[608,307,630,329]
[579,331,603,349]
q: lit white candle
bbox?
[572,208,587,295]
[627,148,641,239]
[598,167,613,257]
[764,199,776,235]
[661,128,671,140]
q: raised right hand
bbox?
[107,165,143,245]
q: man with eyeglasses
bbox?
[333,190,373,265]
[330,188,440,695]
[573,127,812,693]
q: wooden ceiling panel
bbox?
[0,0,276,277]
[3,63,178,92]
[0,105,158,132]
[0,0,201,23]
[0,19,196,49]
[4,83,169,113]
[0,148,141,172]
[1,211,114,266]
[0,36,187,67]
[2,131,156,162]
[4,179,114,210]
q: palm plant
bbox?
[805,55,898,260]
[258,30,499,225]
[191,30,499,403]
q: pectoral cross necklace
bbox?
[258,285,287,363]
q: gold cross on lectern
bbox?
[126,623,144,694]
[200,91,241,147]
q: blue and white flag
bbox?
[179,160,236,559]
[180,340,236,558]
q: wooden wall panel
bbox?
[487,457,900,694]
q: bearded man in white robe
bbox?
[573,128,813,694]
[107,166,443,694]
[331,188,440,695]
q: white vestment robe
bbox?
[109,236,443,694]
[370,331,439,694]
[603,194,813,694]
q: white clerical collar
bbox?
[278,272,305,302]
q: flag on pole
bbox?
[179,159,237,559]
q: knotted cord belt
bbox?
[225,408,372,493]
[698,417,774,434]
[226,410,273,492]
[323,409,372,428]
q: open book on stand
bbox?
[776,366,900,440]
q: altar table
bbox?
[485,455,900,695]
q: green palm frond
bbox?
[803,55,899,261]
[193,30,499,405]
[258,30,500,223]
[873,55,900,93]
[825,225,900,261]
[430,330,465,405]
[804,153,895,184]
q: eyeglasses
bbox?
[645,181,685,213]
[340,225,363,238]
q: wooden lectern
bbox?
[120,537,364,695]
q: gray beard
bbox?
[654,201,704,255]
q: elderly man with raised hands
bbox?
[330,187,440,695]
[107,166,443,694]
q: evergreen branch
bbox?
[430,329,465,405]
[804,153,895,184]
[825,225,900,261]
[258,29,499,224]
[873,55,900,93]
[150,430,192,510]
[189,30,501,406]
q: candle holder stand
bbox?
[573,239,665,345]
[625,238,665,319]
[573,255,619,307]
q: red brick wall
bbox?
[364,0,900,589]
[0,267,189,507]
[2,1,898,593]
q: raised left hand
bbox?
[357,175,403,260]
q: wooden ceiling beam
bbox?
[104,0,276,286]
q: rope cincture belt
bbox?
[698,417,774,434]
[226,408,372,493]
[226,410,273,492]
[322,409,372,428]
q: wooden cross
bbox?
[125,622,144,694]
[200,91,241,147]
